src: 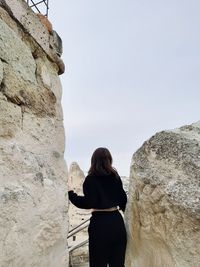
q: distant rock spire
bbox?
[69,162,85,194]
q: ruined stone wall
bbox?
[0,1,68,266]
[125,121,200,267]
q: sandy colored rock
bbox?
[125,121,200,267]
[0,6,19,34]
[36,58,52,88]
[0,0,65,75]
[3,64,56,117]
[0,1,68,266]
[0,17,37,83]
[0,99,22,138]
[1,0,50,52]
[69,162,85,193]
[36,13,53,33]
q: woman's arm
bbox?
[68,176,97,209]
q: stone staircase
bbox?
[68,219,90,267]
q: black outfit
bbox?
[68,173,127,267]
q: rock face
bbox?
[0,1,68,266]
[125,121,200,267]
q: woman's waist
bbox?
[91,206,118,212]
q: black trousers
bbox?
[88,210,127,267]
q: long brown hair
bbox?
[88,147,119,177]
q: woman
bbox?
[68,147,127,267]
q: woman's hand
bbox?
[68,175,74,191]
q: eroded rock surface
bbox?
[0,1,68,266]
[125,121,200,267]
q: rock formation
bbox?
[68,162,89,230]
[69,162,85,195]
[0,1,68,266]
[125,121,200,267]
[68,162,90,266]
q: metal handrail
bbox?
[68,217,90,266]
[68,218,90,235]
[69,239,89,253]
[68,222,90,239]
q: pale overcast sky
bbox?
[49,0,200,176]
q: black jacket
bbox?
[68,174,127,212]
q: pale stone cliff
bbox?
[0,1,68,266]
[125,121,200,267]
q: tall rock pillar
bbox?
[125,122,200,267]
[0,0,68,266]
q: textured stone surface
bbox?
[3,64,56,117]
[0,6,19,34]
[0,0,65,75]
[0,99,22,138]
[0,17,36,83]
[125,121,200,267]
[0,1,68,266]
[1,0,50,52]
